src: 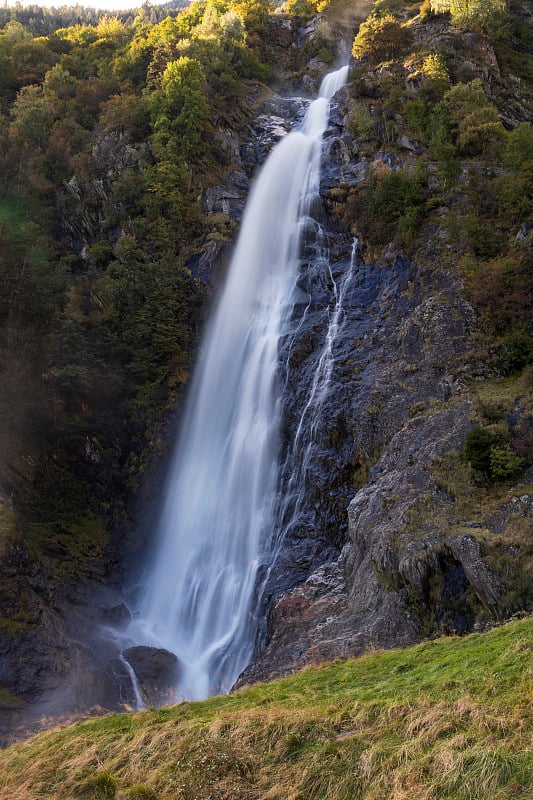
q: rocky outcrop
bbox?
[123,646,181,705]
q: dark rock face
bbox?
[123,646,181,705]
[237,88,525,687]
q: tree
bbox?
[464,427,496,475]
[504,123,533,171]
[10,84,54,149]
[441,80,507,157]
[352,14,413,63]
[151,56,209,159]
[430,0,506,29]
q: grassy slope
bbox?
[0,618,531,800]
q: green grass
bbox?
[0,617,531,799]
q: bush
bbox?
[347,103,375,141]
[419,53,450,102]
[430,0,505,30]
[464,427,497,475]
[499,332,533,376]
[352,14,414,63]
[504,123,533,171]
[490,444,524,482]
[465,428,525,483]
[344,167,427,247]
[442,80,506,157]
[465,253,531,337]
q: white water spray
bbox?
[127,65,349,702]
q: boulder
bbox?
[123,646,181,704]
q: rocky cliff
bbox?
[238,8,532,684]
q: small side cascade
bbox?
[119,655,146,711]
[273,237,359,558]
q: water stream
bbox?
[274,236,358,556]
[126,65,349,703]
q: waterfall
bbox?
[127,65,349,702]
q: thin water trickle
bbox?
[272,237,358,557]
[119,655,146,710]
[126,65,349,703]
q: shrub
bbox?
[403,99,429,139]
[499,332,533,376]
[465,254,531,337]
[344,167,427,247]
[352,14,414,63]
[493,169,533,225]
[461,214,505,259]
[427,107,460,185]
[372,0,408,18]
[465,428,525,483]
[347,102,375,141]
[442,80,506,157]
[490,444,523,482]
[504,123,533,171]
[464,427,496,475]
[284,0,318,18]
[430,0,505,30]
[419,53,450,102]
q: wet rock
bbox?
[96,603,131,628]
[123,646,181,698]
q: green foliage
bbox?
[419,53,450,102]
[464,427,525,483]
[344,167,427,247]
[347,102,375,141]
[441,79,506,157]
[429,0,506,30]
[151,56,209,159]
[504,123,533,171]
[372,0,410,18]
[489,444,524,482]
[0,203,65,329]
[425,104,460,184]
[403,98,429,137]
[79,772,117,800]
[123,786,159,800]
[352,14,414,63]
[284,0,318,18]
[464,427,497,475]
[490,0,533,83]
[499,332,533,376]
[10,84,54,148]
[465,253,531,338]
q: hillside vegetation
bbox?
[0,616,532,799]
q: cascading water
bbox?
[127,64,349,703]
[274,236,358,555]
